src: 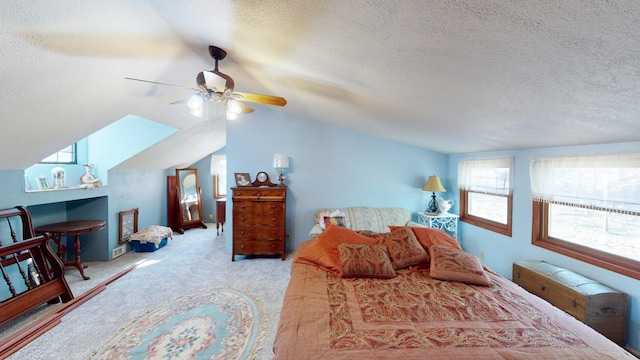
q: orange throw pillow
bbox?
[381,227,429,269]
[389,226,462,252]
[295,224,381,274]
[337,243,396,279]
[429,245,491,286]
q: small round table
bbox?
[35,220,106,280]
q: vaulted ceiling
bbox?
[2,1,640,170]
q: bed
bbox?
[273,222,634,359]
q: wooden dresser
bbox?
[231,186,286,261]
[513,260,627,346]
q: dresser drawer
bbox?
[233,211,284,226]
[234,225,283,240]
[233,201,284,213]
[233,239,284,255]
[232,188,285,201]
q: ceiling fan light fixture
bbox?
[190,107,203,118]
[226,109,239,120]
[227,99,242,115]
[187,94,203,111]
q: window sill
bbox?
[533,238,640,281]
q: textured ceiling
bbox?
[1,0,640,169]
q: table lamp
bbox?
[422,175,446,213]
[273,154,289,186]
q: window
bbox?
[211,155,227,199]
[41,144,77,164]
[458,157,513,236]
[530,152,640,280]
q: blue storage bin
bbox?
[131,237,168,252]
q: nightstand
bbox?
[417,212,459,239]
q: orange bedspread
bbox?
[273,261,634,359]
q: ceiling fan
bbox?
[126,46,287,120]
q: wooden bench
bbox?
[0,206,74,328]
[513,260,627,346]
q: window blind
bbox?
[458,157,514,195]
[529,151,640,214]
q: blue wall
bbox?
[226,109,449,252]
[88,115,178,183]
[0,115,177,261]
[449,140,640,351]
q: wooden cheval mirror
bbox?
[168,168,207,234]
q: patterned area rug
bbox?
[90,289,265,360]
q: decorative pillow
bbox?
[389,226,462,251]
[381,227,430,269]
[323,215,347,228]
[294,224,381,274]
[337,243,396,279]
[354,230,385,238]
[318,209,349,230]
[429,245,491,286]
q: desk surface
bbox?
[35,220,105,235]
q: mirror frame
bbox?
[175,168,208,232]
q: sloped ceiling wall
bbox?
[2,1,640,170]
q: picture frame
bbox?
[36,176,51,190]
[24,175,32,191]
[119,208,139,244]
[234,173,252,187]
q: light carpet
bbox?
[90,289,265,360]
[6,223,292,360]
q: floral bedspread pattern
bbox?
[327,269,587,350]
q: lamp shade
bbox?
[187,94,203,110]
[422,175,446,192]
[273,154,289,169]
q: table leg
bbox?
[50,235,66,261]
[70,234,90,280]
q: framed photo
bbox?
[24,175,33,191]
[234,173,252,187]
[119,208,139,244]
[36,176,51,190]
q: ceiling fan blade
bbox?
[232,92,287,107]
[170,98,188,105]
[125,77,198,91]
[236,100,255,114]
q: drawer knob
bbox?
[601,307,616,314]
[540,285,546,291]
